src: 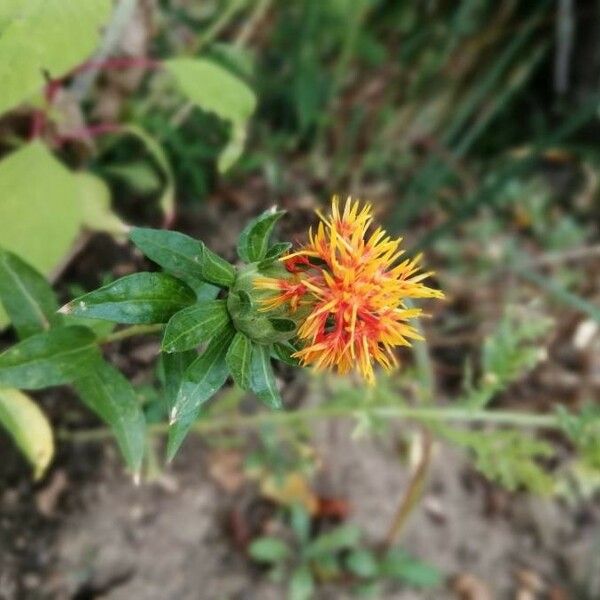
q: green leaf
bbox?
[0,247,61,339]
[289,565,314,600]
[237,208,286,262]
[76,172,128,236]
[269,318,296,333]
[290,504,311,545]
[198,244,236,288]
[265,242,292,261]
[250,344,282,409]
[162,300,230,353]
[272,342,300,367]
[167,326,235,460]
[130,227,217,297]
[73,359,146,473]
[305,524,361,558]
[0,326,97,389]
[0,387,54,480]
[160,350,196,413]
[225,332,253,390]
[248,537,290,564]
[346,549,379,579]
[164,58,257,172]
[0,0,112,116]
[380,549,441,588]
[119,125,175,221]
[0,142,80,277]
[103,161,162,195]
[61,273,195,324]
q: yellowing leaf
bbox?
[0,142,80,277]
[0,387,54,480]
[260,472,319,515]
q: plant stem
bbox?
[57,404,559,443]
[383,426,433,550]
[97,324,164,345]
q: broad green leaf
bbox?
[380,549,441,588]
[0,326,97,389]
[0,247,61,339]
[346,549,378,579]
[237,208,285,262]
[225,332,253,390]
[0,387,54,480]
[306,524,361,558]
[272,342,300,367]
[160,350,196,413]
[162,300,230,353]
[250,344,282,409]
[0,0,112,116]
[76,172,127,236]
[198,244,236,288]
[0,142,80,277]
[129,227,219,298]
[248,537,289,564]
[61,273,195,324]
[164,58,257,172]
[73,359,146,473]
[167,326,235,460]
[289,565,314,600]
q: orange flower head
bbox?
[254,196,444,384]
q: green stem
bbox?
[97,324,164,345]
[58,404,558,443]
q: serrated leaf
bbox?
[164,58,256,172]
[237,209,285,262]
[248,537,290,564]
[306,524,361,558]
[199,244,236,288]
[167,326,235,460]
[0,387,54,480]
[289,565,314,600]
[272,342,300,367]
[0,326,97,389]
[0,247,61,339]
[225,332,253,390]
[250,344,282,409]
[62,273,195,324]
[162,300,230,353]
[0,0,112,116]
[73,359,146,473]
[76,172,127,236]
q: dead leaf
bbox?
[207,450,246,493]
[260,472,319,514]
[452,573,494,600]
